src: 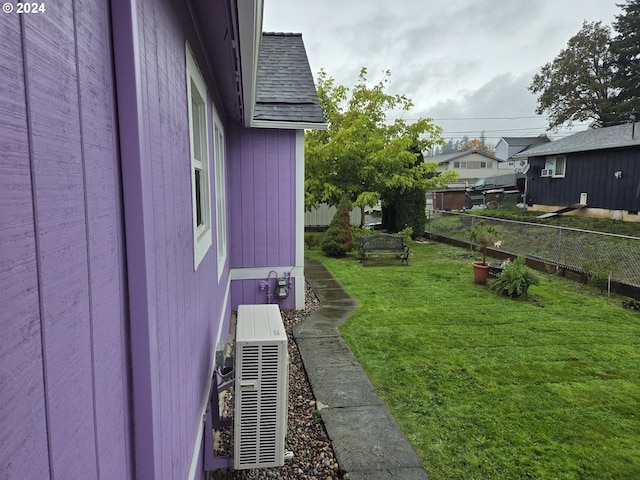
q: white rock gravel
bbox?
[209,284,342,480]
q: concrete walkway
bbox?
[294,258,429,480]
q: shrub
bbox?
[351,225,374,255]
[622,299,640,312]
[321,203,354,257]
[305,233,320,250]
[489,257,539,298]
[397,225,413,245]
[583,246,613,292]
[469,220,499,265]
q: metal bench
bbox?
[360,233,409,265]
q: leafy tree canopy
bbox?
[460,138,496,156]
[529,21,617,130]
[305,68,457,220]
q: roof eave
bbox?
[514,142,640,159]
[237,0,263,127]
[251,119,328,130]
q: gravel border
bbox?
[209,284,342,480]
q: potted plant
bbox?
[469,220,500,284]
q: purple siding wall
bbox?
[2,0,301,477]
[0,13,50,480]
[113,0,232,478]
[228,126,300,310]
[1,4,132,480]
[229,126,297,269]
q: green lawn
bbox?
[305,240,640,480]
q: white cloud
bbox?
[264,0,620,140]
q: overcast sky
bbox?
[263,0,621,147]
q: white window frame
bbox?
[186,45,212,270]
[545,155,566,178]
[212,106,227,280]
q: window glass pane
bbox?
[214,122,226,263]
[546,158,555,171]
[195,168,203,227]
[187,44,212,270]
[191,82,205,162]
[555,156,566,176]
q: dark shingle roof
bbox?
[254,33,324,124]
[514,123,640,158]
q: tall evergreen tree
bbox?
[611,0,640,118]
[381,144,427,236]
[441,139,456,154]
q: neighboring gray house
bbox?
[495,136,551,161]
[514,122,640,221]
[495,136,551,173]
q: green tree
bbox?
[441,139,457,154]
[380,144,427,236]
[305,68,457,225]
[460,138,495,156]
[320,202,354,257]
[611,0,640,118]
[529,21,617,129]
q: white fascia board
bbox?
[230,266,303,280]
[251,119,328,130]
[237,0,262,127]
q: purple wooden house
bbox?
[1,1,324,479]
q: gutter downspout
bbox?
[110,0,161,478]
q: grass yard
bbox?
[305,239,640,479]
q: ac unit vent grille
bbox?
[234,305,288,470]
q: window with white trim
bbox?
[212,107,227,278]
[186,45,212,270]
[545,155,566,178]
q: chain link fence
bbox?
[426,210,640,289]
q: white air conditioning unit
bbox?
[541,169,552,177]
[234,304,289,470]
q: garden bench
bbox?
[360,233,409,265]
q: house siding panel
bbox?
[25,6,98,478]
[76,2,133,479]
[229,126,296,268]
[0,14,50,480]
[128,0,232,478]
[228,126,299,309]
[1,3,132,479]
[527,147,640,212]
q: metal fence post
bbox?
[557,227,563,271]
